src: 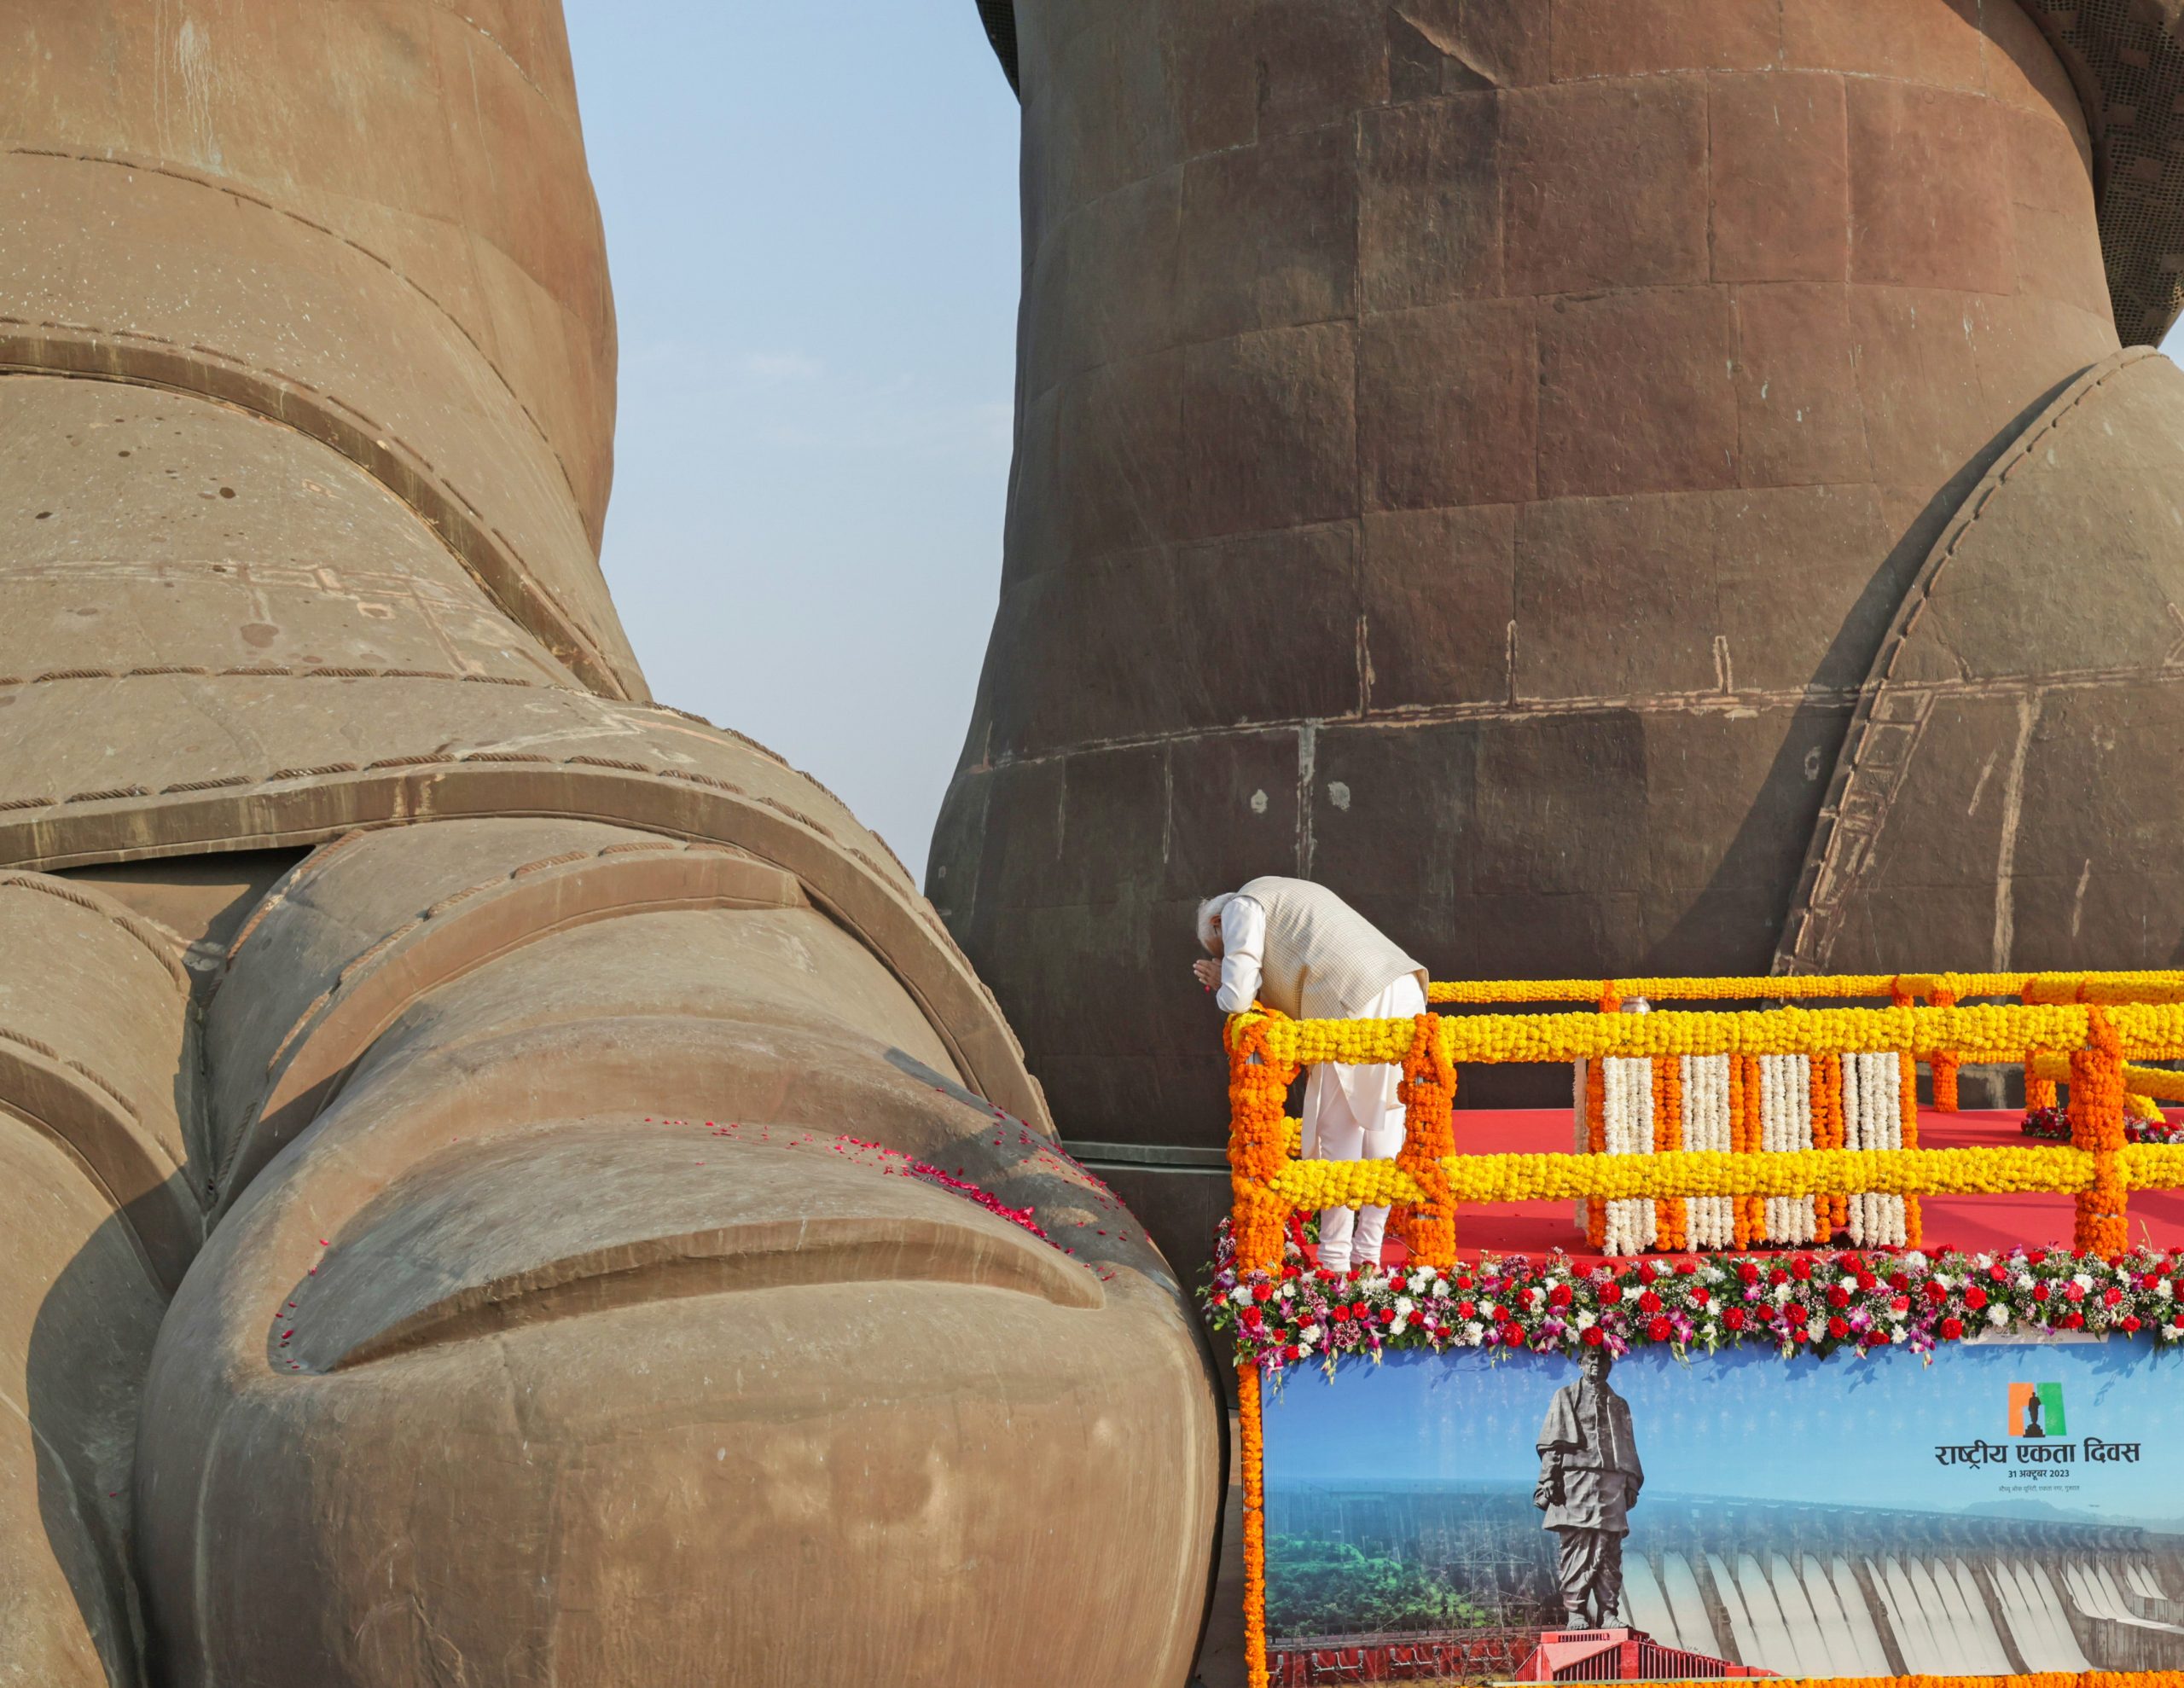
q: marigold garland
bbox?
[1226,1012,1300,1273]
[1228,981,2184,1279]
[1812,1048,1847,1235]
[1923,985,1960,1116]
[2030,1048,2184,1103]
[1427,971,2184,1006]
[1584,1056,1607,1250]
[1393,1013,1457,1268]
[2074,1006,2130,1256]
[2027,1047,2060,1111]
[1255,1141,2184,1209]
[1247,1001,2184,1067]
[1728,1053,1756,1249]
[1238,1358,1269,1688]
[1227,971,2184,1688]
[1653,1055,1686,1251]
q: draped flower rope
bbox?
[1203,1220,2184,1377]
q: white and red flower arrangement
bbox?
[2021,1103,2184,1147]
[1201,1217,2184,1377]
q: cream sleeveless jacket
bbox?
[1235,876,1426,1020]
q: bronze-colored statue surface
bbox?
[0,7,1219,1684]
[1536,1345,1645,1628]
[939,0,2184,1240]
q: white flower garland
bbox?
[1682,1053,1734,1249]
[1757,1053,1817,1244]
[1843,1050,1908,1248]
[1571,1048,1920,1255]
[1600,1055,1656,1256]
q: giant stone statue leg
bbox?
[936,0,2184,1169]
[0,876,189,1685]
[0,5,1222,1682]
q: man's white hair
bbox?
[1195,893,1235,952]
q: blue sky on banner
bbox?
[1263,1343,2184,1528]
[570,2,2184,885]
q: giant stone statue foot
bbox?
[0,3,1223,1677]
[123,821,1223,1685]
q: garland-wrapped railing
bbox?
[1224,972,2184,1688]
[1225,994,2184,1273]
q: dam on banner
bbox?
[1209,970,2184,1686]
[1263,1339,2184,1679]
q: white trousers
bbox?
[1306,975,1427,1271]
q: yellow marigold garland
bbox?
[1227,983,2184,1270]
[1267,1157,1426,1210]
[1266,1140,2184,1209]
[1276,1145,2087,1205]
[1427,970,2184,1006]
[2127,1142,2184,1187]
[2030,1048,2184,1104]
[1442,1145,2094,1204]
[1258,1002,2184,1068]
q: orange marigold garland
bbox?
[1808,1053,1846,1238]
[1226,1013,1300,1273]
[1931,986,1961,1111]
[2071,1005,2130,1256]
[1585,1056,1608,1251]
[1728,1053,1758,1248]
[2026,1046,2059,1111]
[1395,1013,1458,1268]
[1238,1359,1269,1688]
[1653,1054,1687,1251]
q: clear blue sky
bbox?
[567,3,2184,887]
[566,1,1019,881]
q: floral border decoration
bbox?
[1200,1218,2184,1376]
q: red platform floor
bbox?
[1370,1109,2184,1267]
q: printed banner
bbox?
[1263,1338,2184,1680]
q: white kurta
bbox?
[1216,896,1424,1270]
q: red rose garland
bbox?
[1204,1220,2184,1375]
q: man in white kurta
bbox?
[1194,876,1429,1273]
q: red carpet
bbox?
[1370,1109,2184,1265]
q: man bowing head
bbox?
[1194,877,1428,1273]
